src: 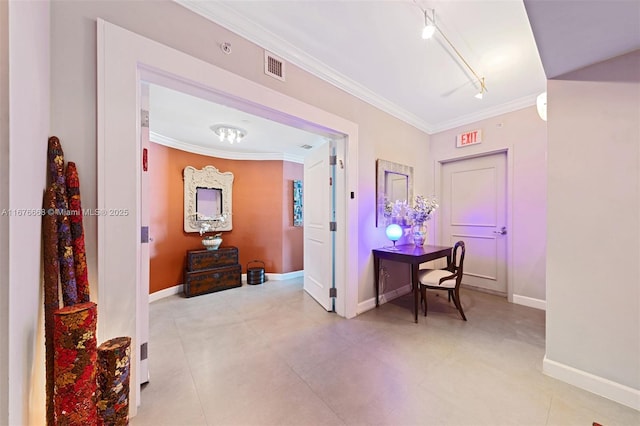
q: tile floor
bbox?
[131,278,639,426]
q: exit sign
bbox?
[456,129,482,148]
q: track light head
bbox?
[422,24,436,39]
[421,9,436,40]
[474,77,486,100]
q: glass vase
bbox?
[411,221,427,246]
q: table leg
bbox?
[374,255,380,307]
[412,263,419,323]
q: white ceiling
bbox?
[153,0,638,158]
[524,0,640,78]
[149,84,327,163]
[177,0,548,134]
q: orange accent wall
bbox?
[148,143,303,294]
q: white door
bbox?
[138,83,150,385]
[303,140,334,311]
[441,152,507,295]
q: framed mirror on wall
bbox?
[376,159,414,227]
[184,165,234,232]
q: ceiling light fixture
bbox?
[536,92,547,121]
[417,4,487,100]
[421,8,436,39]
[474,78,486,99]
[210,124,247,144]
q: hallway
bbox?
[132,279,638,425]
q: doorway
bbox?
[440,152,508,296]
[144,81,342,313]
[97,20,358,413]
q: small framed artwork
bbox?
[293,180,303,227]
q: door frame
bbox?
[97,20,359,415]
[433,148,514,302]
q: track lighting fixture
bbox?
[417,4,487,100]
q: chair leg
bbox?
[421,287,428,316]
[451,288,467,321]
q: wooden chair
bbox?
[417,241,467,321]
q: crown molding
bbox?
[175,0,434,134]
[175,1,541,136]
[150,132,305,164]
[430,94,538,134]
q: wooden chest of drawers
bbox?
[184,247,241,297]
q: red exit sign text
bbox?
[456,129,482,148]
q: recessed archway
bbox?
[97,20,358,415]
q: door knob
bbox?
[493,226,507,235]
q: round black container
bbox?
[247,260,266,285]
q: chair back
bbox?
[450,241,465,286]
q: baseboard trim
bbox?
[461,283,506,297]
[149,271,304,302]
[264,270,303,281]
[149,284,184,302]
[513,294,546,311]
[543,356,640,411]
[357,284,412,315]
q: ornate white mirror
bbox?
[184,165,233,232]
[376,159,414,227]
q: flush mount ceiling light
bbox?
[210,124,247,144]
[416,3,487,100]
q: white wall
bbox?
[0,1,9,423]
[430,106,548,305]
[48,0,428,417]
[545,50,640,409]
[49,0,429,311]
[6,1,50,424]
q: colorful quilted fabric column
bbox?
[96,337,132,426]
[48,136,78,306]
[43,185,60,426]
[65,162,90,303]
[53,302,98,426]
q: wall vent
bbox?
[264,51,285,81]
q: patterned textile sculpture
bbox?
[65,162,90,303]
[47,136,77,306]
[45,136,131,425]
[42,185,60,426]
[53,302,98,425]
[96,337,132,425]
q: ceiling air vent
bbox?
[264,51,285,81]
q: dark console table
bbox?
[184,247,241,297]
[372,244,452,323]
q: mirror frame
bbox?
[184,165,234,232]
[376,159,414,227]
